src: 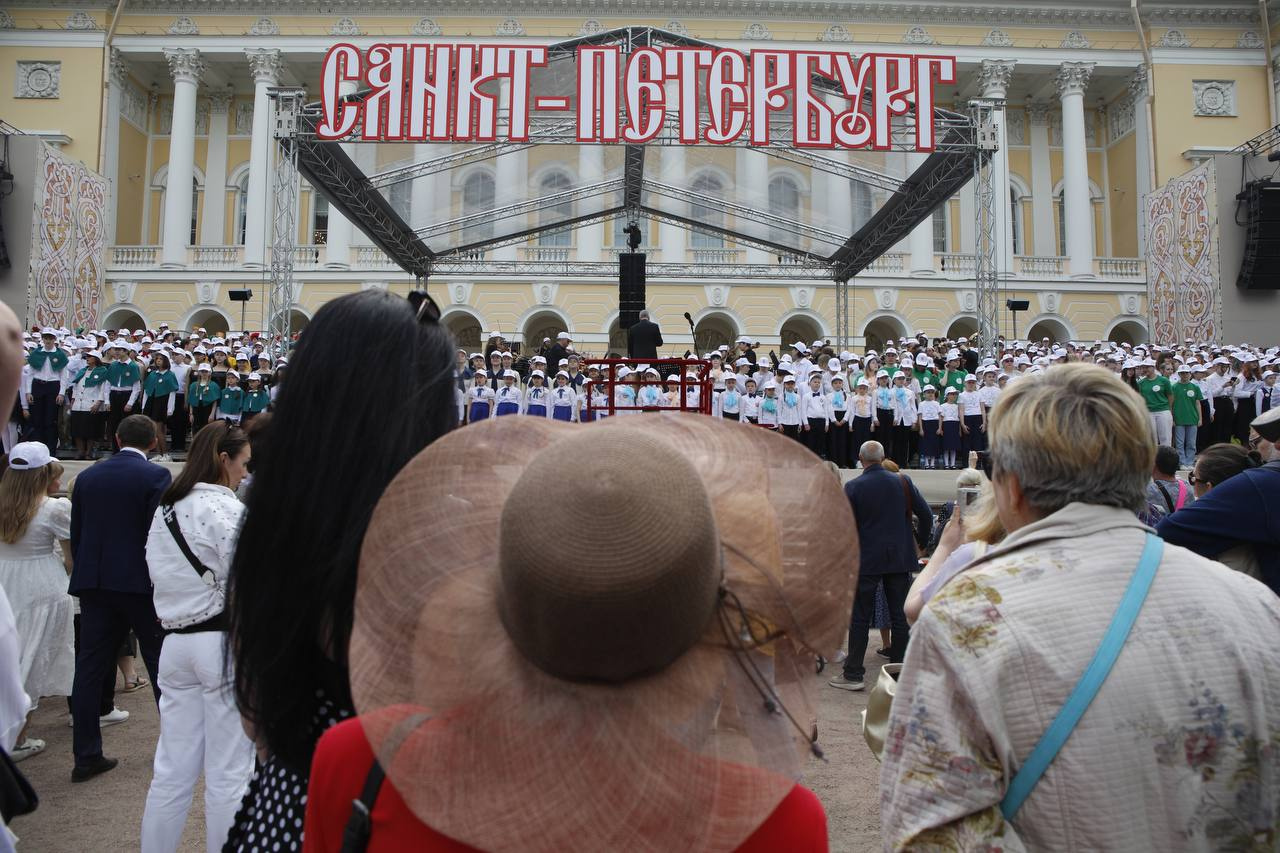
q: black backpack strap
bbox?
[339,759,386,853]
[161,504,217,587]
[1155,481,1176,515]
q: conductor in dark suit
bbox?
[626,310,663,360]
[68,415,171,781]
[830,440,932,691]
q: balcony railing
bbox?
[103,245,1147,282]
[520,246,571,262]
[865,252,905,273]
[938,253,975,275]
[691,248,741,264]
[354,246,400,269]
[292,245,322,270]
[1098,257,1143,279]
[112,246,160,269]
[1018,256,1066,277]
[192,246,241,269]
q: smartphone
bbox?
[956,487,981,517]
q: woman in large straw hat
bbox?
[301,414,859,852]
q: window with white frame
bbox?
[1010,187,1024,255]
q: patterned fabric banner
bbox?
[1145,160,1220,346]
[27,142,106,330]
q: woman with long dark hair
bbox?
[142,421,253,852]
[223,290,458,852]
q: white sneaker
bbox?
[11,738,45,762]
[67,707,130,728]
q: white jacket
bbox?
[146,482,245,630]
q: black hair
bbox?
[1193,442,1259,488]
[116,414,156,449]
[163,421,248,505]
[225,289,458,772]
[1154,445,1180,477]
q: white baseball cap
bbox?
[7,441,53,470]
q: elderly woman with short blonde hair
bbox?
[880,363,1280,852]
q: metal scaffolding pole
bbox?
[268,87,306,354]
[835,278,851,352]
[969,99,1002,360]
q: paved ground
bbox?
[11,639,889,852]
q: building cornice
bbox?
[0,1,1262,28]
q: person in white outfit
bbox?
[141,421,255,853]
[0,442,76,763]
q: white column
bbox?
[907,149,935,275]
[1129,66,1152,257]
[200,90,231,245]
[244,48,283,270]
[577,143,605,261]
[1028,102,1055,257]
[980,59,1016,276]
[1056,61,1096,279]
[958,182,975,254]
[493,80,525,262]
[104,49,127,245]
[161,48,203,269]
[409,143,432,234]
[323,78,357,269]
[658,144,687,263]
[658,80,687,264]
[737,148,770,263]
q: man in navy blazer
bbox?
[69,414,170,782]
[830,440,932,691]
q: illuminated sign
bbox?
[317,44,956,151]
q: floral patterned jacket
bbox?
[880,502,1280,852]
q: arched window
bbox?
[234,173,250,245]
[767,174,799,242]
[851,182,874,232]
[538,170,573,246]
[690,173,724,248]
[461,171,495,243]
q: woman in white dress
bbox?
[0,441,75,761]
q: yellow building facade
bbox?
[2,1,1276,352]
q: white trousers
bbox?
[141,631,254,853]
[1150,410,1173,447]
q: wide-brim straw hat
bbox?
[351,414,858,852]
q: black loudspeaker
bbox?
[1005,299,1029,311]
[228,289,253,302]
[1237,179,1280,290]
[619,252,646,329]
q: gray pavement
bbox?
[13,639,890,852]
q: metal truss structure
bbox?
[266,26,999,351]
[968,99,1003,360]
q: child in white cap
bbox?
[495,370,523,417]
[550,372,578,422]
[465,371,496,424]
[958,374,985,454]
[758,380,780,429]
[779,375,802,441]
[241,373,270,427]
[523,371,549,418]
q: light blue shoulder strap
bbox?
[999,533,1164,821]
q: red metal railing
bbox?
[583,358,713,420]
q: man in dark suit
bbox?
[626,310,663,360]
[544,331,573,379]
[68,414,171,781]
[830,440,932,691]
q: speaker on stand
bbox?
[618,223,646,331]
